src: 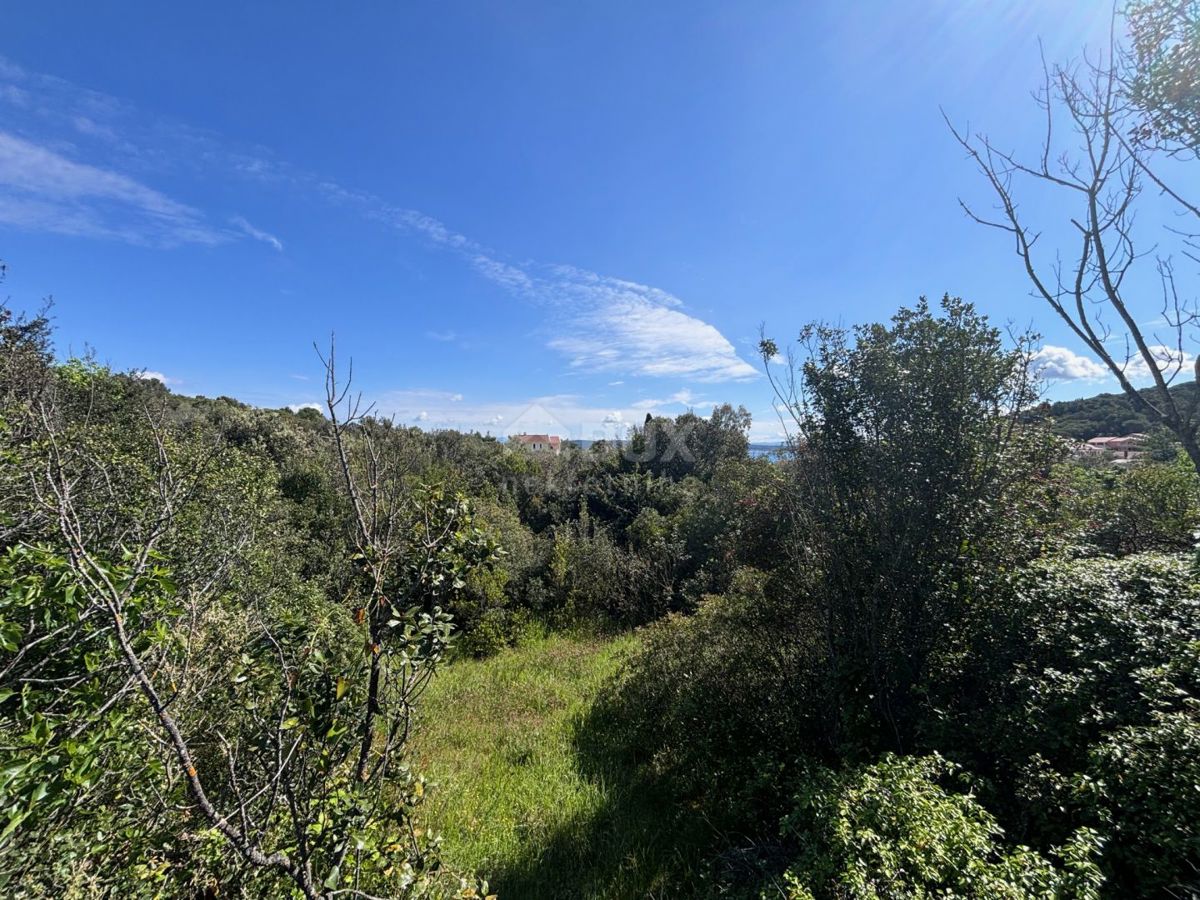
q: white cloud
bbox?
[466,257,759,382]
[0,131,223,247]
[425,329,458,342]
[549,297,758,382]
[287,402,323,413]
[1121,344,1197,380]
[135,369,177,385]
[1032,345,1108,381]
[1032,342,1199,385]
[629,388,707,411]
[231,215,283,251]
[415,410,429,422]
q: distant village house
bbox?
[509,433,562,455]
[1078,432,1148,463]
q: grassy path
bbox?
[410,631,707,899]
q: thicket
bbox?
[2,291,1199,897]
[594,297,1200,898]
[0,304,773,897]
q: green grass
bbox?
[410,630,710,899]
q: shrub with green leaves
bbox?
[921,551,1200,896]
[773,754,1103,900]
[585,569,822,830]
[1049,456,1200,556]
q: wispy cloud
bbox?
[0,130,224,247]
[425,329,459,342]
[0,54,758,383]
[233,131,757,383]
[231,215,283,252]
[434,248,757,382]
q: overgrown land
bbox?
[2,2,1200,892]
[3,291,1199,898]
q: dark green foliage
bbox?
[921,552,1200,896]
[774,754,1103,899]
[588,570,818,830]
[1081,710,1200,894]
[594,299,1200,897]
[632,403,752,481]
[1050,456,1200,555]
[771,296,1051,752]
[599,298,1061,833]
[1034,383,1198,441]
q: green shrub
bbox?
[921,551,1200,896]
[774,754,1103,900]
[1080,709,1200,894]
[1052,457,1200,556]
[585,569,823,829]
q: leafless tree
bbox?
[316,339,466,788]
[946,21,1200,469]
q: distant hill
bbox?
[1036,382,1196,440]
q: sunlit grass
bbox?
[410,630,710,899]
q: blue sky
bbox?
[0,1,1184,441]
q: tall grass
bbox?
[410,631,712,899]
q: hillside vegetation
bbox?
[1037,382,1198,440]
[2,296,1199,898]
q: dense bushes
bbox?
[4,293,1200,896]
[759,298,1056,753]
[594,299,1200,898]
[0,313,498,897]
[922,552,1200,895]
[0,302,782,894]
[1050,456,1200,555]
[588,569,820,829]
[774,755,1103,900]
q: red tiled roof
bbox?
[511,433,561,447]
